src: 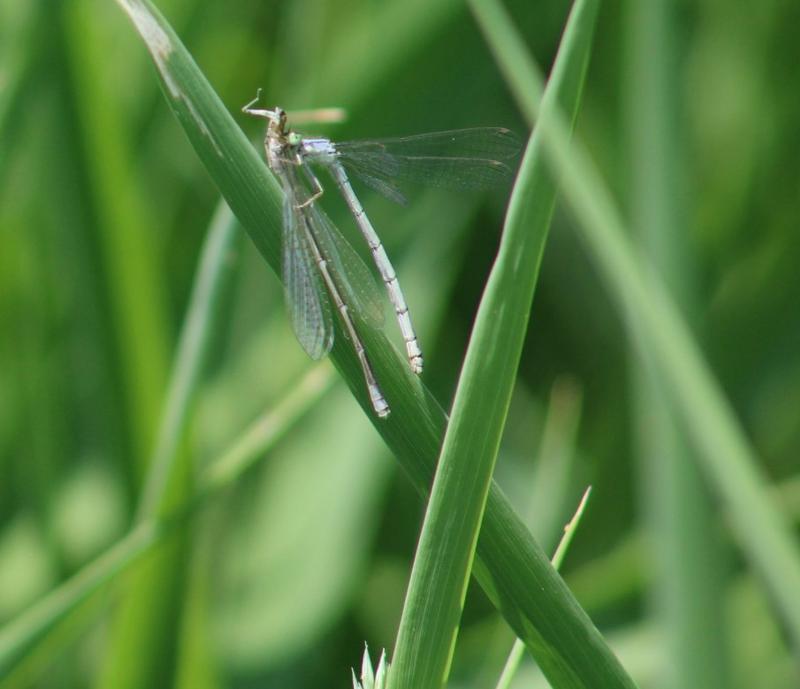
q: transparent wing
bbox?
[329,127,521,204]
[304,203,385,328]
[282,196,334,360]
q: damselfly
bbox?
[243,91,519,417]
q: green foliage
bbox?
[388,3,612,689]
[2,0,800,688]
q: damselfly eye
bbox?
[288,132,302,146]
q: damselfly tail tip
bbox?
[410,356,423,376]
[370,389,390,418]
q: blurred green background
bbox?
[2,0,799,687]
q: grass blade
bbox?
[95,201,239,688]
[496,487,594,689]
[529,379,584,553]
[624,3,728,688]
[0,364,332,681]
[64,0,171,466]
[387,1,610,688]
[475,0,800,651]
[136,202,241,521]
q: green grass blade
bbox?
[0,1,45,191]
[63,6,199,682]
[64,0,171,467]
[529,379,584,553]
[313,0,463,107]
[0,365,332,681]
[475,0,800,651]
[552,487,592,570]
[496,487,594,689]
[114,1,636,687]
[468,0,542,123]
[95,201,240,689]
[0,520,163,686]
[625,3,728,688]
[136,202,241,521]
[388,2,607,688]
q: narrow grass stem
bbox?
[495,488,593,689]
